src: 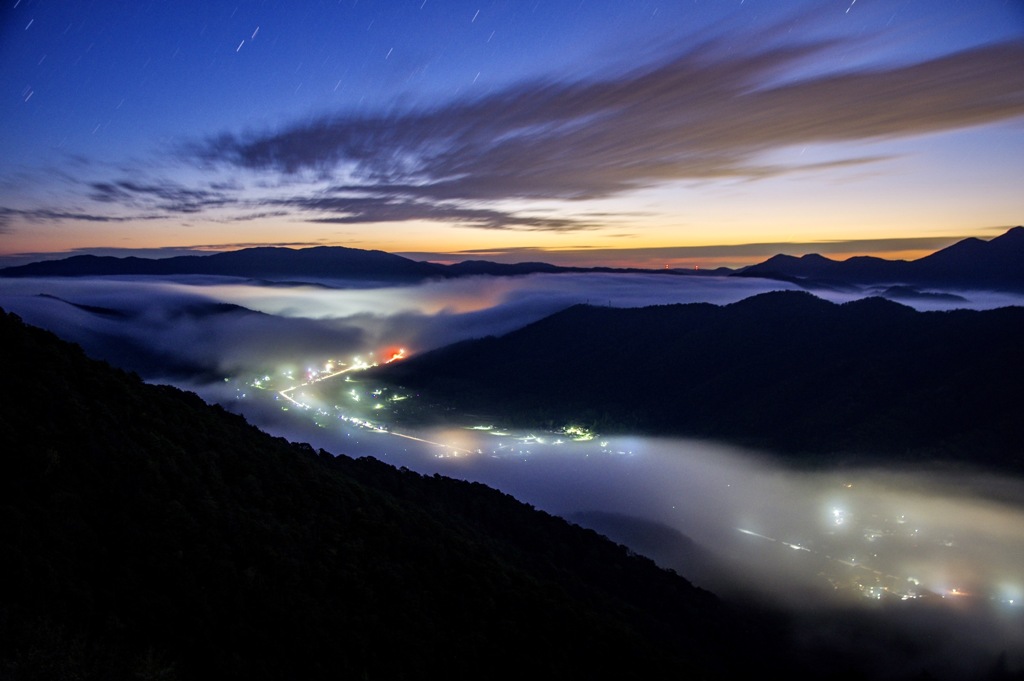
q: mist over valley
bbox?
[3,245,1023,678]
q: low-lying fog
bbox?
[2,272,1023,678]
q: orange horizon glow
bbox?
[0,212,1016,271]
[0,239,993,271]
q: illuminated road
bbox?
[270,349,475,456]
[278,364,362,408]
[736,527,919,601]
[277,348,404,407]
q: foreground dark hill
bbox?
[375,291,1024,471]
[0,308,788,680]
[737,226,1024,292]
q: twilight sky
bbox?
[1,0,1022,268]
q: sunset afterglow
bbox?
[2,1,1021,267]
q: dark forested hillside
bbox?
[0,309,787,680]
[374,291,1024,470]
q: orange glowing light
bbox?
[384,347,407,363]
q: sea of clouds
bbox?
[2,272,1023,678]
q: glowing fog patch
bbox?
[232,359,1024,619]
[166,277,516,318]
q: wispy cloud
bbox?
[88,180,233,214]
[5,33,1023,234]
[0,206,165,225]
[274,194,598,231]
[193,39,1024,206]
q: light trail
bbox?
[272,348,475,456]
[278,364,359,408]
[737,527,919,599]
[389,430,475,455]
[277,348,406,408]
[737,527,776,542]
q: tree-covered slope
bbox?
[0,308,780,680]
[375,291,1024,470]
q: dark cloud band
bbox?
[196,39,1024,205]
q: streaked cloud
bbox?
[0,207,165,225]
[5,30,1023,236]
[274,194,598,231]
[88,180,233,214]
[195,38,1024,206]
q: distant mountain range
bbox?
[373,290,1024,470]
[0,246,441,281]
[734,226,1024,292]
[6,226,1019,291]
[0,244,725,281]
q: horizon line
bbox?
[0,227,1018,271]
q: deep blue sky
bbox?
[2,0,1022,266]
